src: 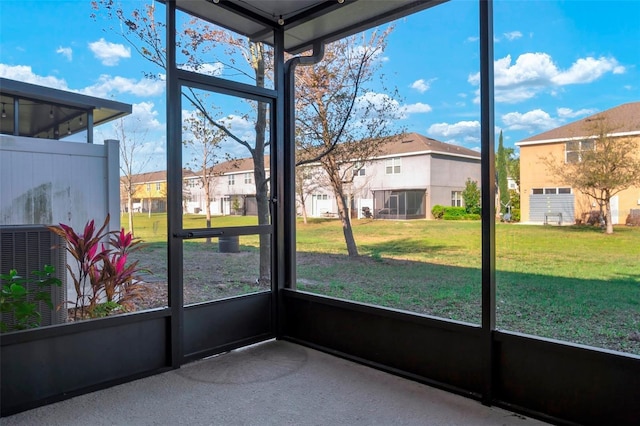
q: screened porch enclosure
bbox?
[1,1,638,425]
[373,189,427,220]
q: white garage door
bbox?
[530,190,574,224]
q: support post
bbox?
[282,42,325,337]
[479,0,496,406]
[166,0,184,368]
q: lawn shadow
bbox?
[361,238,450,257]
[296,250,640,355]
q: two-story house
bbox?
[516,102,640,225]
[132,133,481,220]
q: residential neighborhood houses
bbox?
[122,133,482,220]
[125,101,640,227]
[516,102,640,225]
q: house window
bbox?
[156,182,161,191]
[146,183,151,192]
[385,158,401,174]
[244,173,252,184]
[353,162,366,177]
[533,187,571,195]
[228,175,235,185]
[451,191,463,207]
[565,140,595,163]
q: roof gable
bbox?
[517,102,640,146]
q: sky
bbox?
[1,0,638,172]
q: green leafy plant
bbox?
[370,250,383,262]
[48,215,148,320]
[442,207,467,220]
[431,205,446,219]
[0,265,62,333]
[232,197,241,215]
[462,178,481,214]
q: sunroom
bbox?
[1,1,637,425]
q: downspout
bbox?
[281,43,325,326]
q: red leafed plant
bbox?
[49,215,148,320]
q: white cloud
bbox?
[466,36,479,43]
[556,107,597,119]
[410,78,435,93]
[1,63,164,100]
[355,92,431,122]
[501,109,560,133]
[347,43,387,63]
[56,46,73,61]
[130,102,163,130]
[88,38,131,66]
[427,120,480,144]
[179,62,224,76]
[400,102,432,115]
[469,53,625,104]
[94,102,166,166]
[552,56,625,85]
[503,31,522,41]
[0,64,69,89]
[355,92,402,116]
[81,74,165,98]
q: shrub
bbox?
[48,215,148,320]
[462,179,481,213]
[464,214,481,220]
[467,206,482,215]
[431,205,446,219]
[444,207,467,217]
[0,266,62,333]
[511,208,521,222]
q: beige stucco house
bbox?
[516,102,640,225]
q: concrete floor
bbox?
[4,340,548,426]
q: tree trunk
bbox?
[325,166,358,256]
[254,102,270,285]
[605,198,614,234]
[301,197,308,224]
[334,186,358,256]
[127,195,135,236]
[205,179,212,243]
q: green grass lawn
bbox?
[124,213,640,354]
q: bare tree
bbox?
[295,28,403,256]
[183,110,224,242]
[115,117,151,236]
[93,1,272,284]
[295,164,326,224]
[543,118,640,234]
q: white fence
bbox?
[0,135,120,232]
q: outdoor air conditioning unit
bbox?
[0,225,67,328]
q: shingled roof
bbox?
[126,133,478,183]
[379,132,480,159]
[517,102,640,146]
